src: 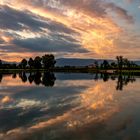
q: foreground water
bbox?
[0,72,140,140]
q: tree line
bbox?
[94,56,138,70]
[0,55,138,70]
[0,54,56,69]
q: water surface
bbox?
[0,72,140,140]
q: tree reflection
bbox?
[42,72,56,87]
[18,72,56,87]
[93,73,136,91]
[12,73,17,79]
[19,72,56,87]
[94,73,99,81]
[19,72,27,83]
[0,72,136,89]
[0,73,3,83]
[27,72,56,87]
[28,72,34,84]
[116,73,136,91]
[34,72,42,85]
[102,73,109,82]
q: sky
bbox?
[0,0,140,62]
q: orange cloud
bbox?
[0,0,137,61]
[1,96,13,103]
[0,0,122,60]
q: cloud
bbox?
[0,0,138,61]
[0,6,45,32]
[45,0,134,23]
[124,0,134,3]
[0,5,77,34]
[13,37,88,53]
[0,5,86,55]
[106,2,134,24]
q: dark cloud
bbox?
[0,5,85,54]
[0,6,45,31]
[0,44,29,52]
[13,37,88,53]
[0,5,77,34]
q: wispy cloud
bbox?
[0,0,139,61]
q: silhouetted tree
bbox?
[0,60,2,68]
[116,56,123,70]
[94,61,99,69]
[20,59,27,69]
[102,60,109,69]
[34,56,42,69]
[11,64,17,69]
[116,56,138,70]
[124,58,129,68]
[28,58,34,69]
[110,62,117,69]
[42,54,56,69]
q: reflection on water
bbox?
[0,72,136,90]
[19,72,56,87]
[0,72,139,140]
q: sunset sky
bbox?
[0,0,140,62]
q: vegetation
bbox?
[99,56,138,71]
[0,55,139,74]
[0,54,56,70]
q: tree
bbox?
[20,59,27,69]
[116,56,123,70]
[116,56,137,70]
[94,61,99,69]
[42,54,56,69]
[28,58,34,69]
[0,60,2,68]
[102,60,109,69]
[34,56,42,69]
[123,58,128,68]
[110,62,117,69]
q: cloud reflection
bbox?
[0,73,139,140]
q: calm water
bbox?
[0,72,140,140]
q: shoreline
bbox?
[0,68,140,75]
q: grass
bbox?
[1,68,140,75]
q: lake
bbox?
[0,72,140,140]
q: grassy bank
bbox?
[1,68,140,75]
